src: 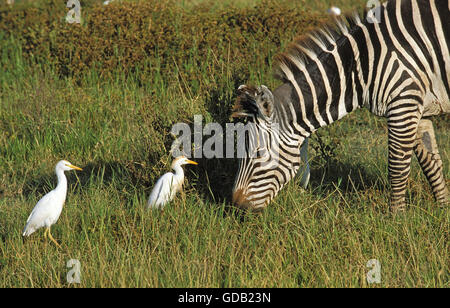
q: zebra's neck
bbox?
[274,15,378,137]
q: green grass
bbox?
[0,0,448,288]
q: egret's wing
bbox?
[23,191,56,236]
[147,173,175,209]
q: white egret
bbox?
[22,160,82,248]
[147,156,198,209]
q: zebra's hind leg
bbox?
[387,103,420,213]
[413,118,449,205]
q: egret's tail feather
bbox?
[22,225,35,237]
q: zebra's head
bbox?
[231,84,309,210]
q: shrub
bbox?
[0,0,326,83]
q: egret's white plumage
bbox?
[147,156,197,209]
[23,160,82,248]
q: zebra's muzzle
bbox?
[232,188,253,209]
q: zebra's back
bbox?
[384,0,450,116]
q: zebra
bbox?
[231,0,449,212]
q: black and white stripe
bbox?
[232,0,449,211]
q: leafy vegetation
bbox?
[0,0,448,287]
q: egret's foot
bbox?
[46,228,62,249]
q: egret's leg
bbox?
[42,228,50,248]
[47,227,62,249]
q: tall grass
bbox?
[0,0,448,287]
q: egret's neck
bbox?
[172,165,185,181]
[55,168,68,196]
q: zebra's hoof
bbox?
[436,197,449,208]
[389,203,406,214]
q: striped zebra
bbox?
[231,0,449,212]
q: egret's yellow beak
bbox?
[66,164,83,171]
[186,160,198,165]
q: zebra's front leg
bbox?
[387,106,420,213]
[413,119,449,205]
[297,138,310,188]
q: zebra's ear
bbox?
[231,85,258,119]
[256,85,274,118]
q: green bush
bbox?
[0,0,325,82]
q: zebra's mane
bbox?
[273,11,366,83]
